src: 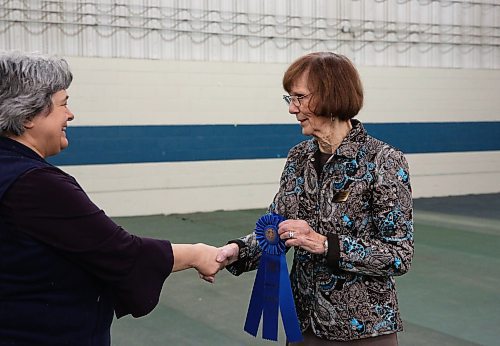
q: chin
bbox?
[301,128,313,136]
[59,146,68,152]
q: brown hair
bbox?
[283,52,363,120]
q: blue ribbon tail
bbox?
[279,255,303,343]
[262,254,280,341]
[244,258,266,337]
[243,259,266,336]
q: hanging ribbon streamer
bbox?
[244,213,303,343]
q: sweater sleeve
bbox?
[0,167,174,318]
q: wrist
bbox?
[226,241,242,261]
[229,243,240,261]
[323,236,328,256]
[191,243,204,269]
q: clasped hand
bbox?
[277,219,326,254]
[190,243,229,283]
[197,242,240,283]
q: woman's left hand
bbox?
[278,219,327,255]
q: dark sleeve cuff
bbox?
[227,239,246,249]
[326,233,341,273]
[114,238,173,318]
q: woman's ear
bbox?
[23,119,35,129]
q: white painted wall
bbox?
[66,57,500,127]
[63,151,500,216]
[60,57,500,216]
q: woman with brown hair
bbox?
[217,52,414,345]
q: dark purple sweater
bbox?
[0,137,174,345]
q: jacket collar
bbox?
[304,119,367,160]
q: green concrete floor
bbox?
[110,194,500,346]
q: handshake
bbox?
[176,219,319,282]
[172,243,240,283]
[179,218,323,282]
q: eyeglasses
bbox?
[282,93,312,107]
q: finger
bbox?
[279,219,294,226]
[280,219,301,228]
[282,227,300,239]
[284,239,299,248]
[199,274,213,283]
[278,222,291,235]
[279,227,293,237]
[216,250,229,263]
[279,232,288,240]
[199,272,213,279]
[202,275,215,283]
[278,220,288,229]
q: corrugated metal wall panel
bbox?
[1,0,499,68]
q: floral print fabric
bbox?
[227,120,414,341]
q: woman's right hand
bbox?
[172,243,226,283]
[197,243,239,283]
[215,243,240,266]
[192,243,227,283]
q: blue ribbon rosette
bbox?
[244,213,303,343]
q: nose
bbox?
[288,102,299,115]
[67,108,75,121]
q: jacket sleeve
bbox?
[334,148,414,277]
[226,152,299,276]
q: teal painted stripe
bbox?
[49,121,500,166]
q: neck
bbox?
[5,133,44,158]
[315,118,352,154]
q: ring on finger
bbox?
[289,231,295,239]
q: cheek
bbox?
[307,116,319,128]
[303,111,315,121]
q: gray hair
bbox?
[0,52,73,136]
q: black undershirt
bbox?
[313,149,333,177]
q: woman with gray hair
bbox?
[0,52,224,345]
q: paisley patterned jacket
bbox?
[227,120,414,341]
